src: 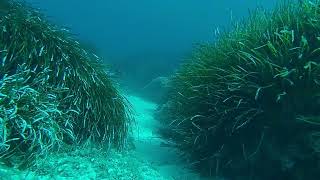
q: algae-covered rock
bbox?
[0,1,132,168]
[159,1,320,179]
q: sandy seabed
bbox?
[0,95,211,180]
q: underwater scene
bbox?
[2,0,320,179]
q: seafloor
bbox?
[0,95,215,180]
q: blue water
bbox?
[1,1,283,179]
[26,0,278,89]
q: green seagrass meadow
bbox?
[158,1,320,179]
[0,1,132,169]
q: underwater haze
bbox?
[4,1,314,179]
[26,0,278,90]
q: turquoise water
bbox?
[0,1,298,179]
[26,0,278,90]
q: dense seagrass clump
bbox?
[0,1,132,168]
[159,1,320,179]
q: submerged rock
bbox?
[140,76,171,103]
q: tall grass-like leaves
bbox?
[159,1,320,179]
[0,1,132,168]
